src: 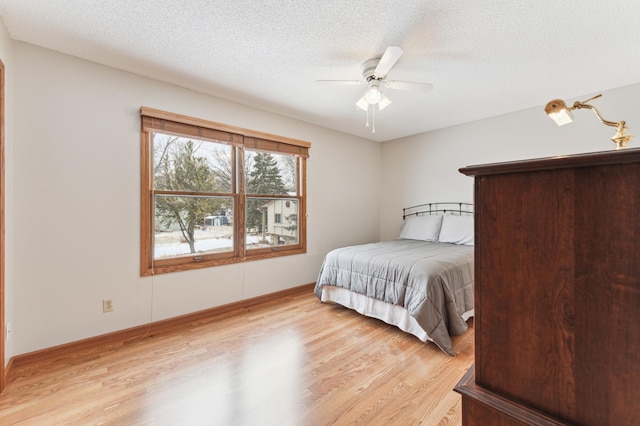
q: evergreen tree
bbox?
[284,212,298,242]
[246,152,287,233]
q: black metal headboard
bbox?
[402,202,473,220]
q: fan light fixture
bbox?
[356,80,392,133]
[316,45,434,135]
[544,94,633,149]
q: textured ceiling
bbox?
[1,0,639,142]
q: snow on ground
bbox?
[155,235,263,258]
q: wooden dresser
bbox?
[454,148,640,425]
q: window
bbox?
[140,107,310,276]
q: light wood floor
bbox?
[0,289,474,425]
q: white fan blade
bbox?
[384,80,434,92]
[315,80,364,86]
[373,46,403,78]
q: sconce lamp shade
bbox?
[545,99,574,126]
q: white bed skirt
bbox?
[320,285,474,345]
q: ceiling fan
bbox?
[317,46,434,133]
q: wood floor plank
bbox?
[0,290,474,425]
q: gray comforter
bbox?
[314,239,474,355]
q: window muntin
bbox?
[140,107,309,276]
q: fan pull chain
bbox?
[362,104,378,133]
[372,104,376,133]
[365,105,370,128]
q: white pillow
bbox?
[438,214,474,245]
[399,215,443,242]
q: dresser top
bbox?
[460,147,640,177]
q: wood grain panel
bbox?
[459,148,640,425]
[572,162,640,425]
[474,169,576,419]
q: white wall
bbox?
[0,19,14,363]
[9,42,381,356]
[380,82,640,241]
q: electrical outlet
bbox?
[102,299,114,313]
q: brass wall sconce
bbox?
[544,94,633,149]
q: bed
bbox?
[314,202,474,355]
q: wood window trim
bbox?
[140,107,310,152]
[140,107,310,276]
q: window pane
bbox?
[154,195,234,259]
[246,197,298,249]
[153,133,233,193]
[245,150,297,195]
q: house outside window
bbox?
[140,107,310,276]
